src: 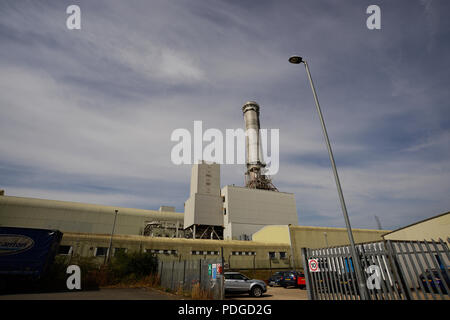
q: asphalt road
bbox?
[0,287,184,300]
[0,286,308,300]
[226,286,308,300]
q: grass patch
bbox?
[191,283,213,300]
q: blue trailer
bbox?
[0,226,63,279]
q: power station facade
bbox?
[222,186,297,240]
[183,101,297,240]
[183,162,224,239]
[0,101,394,269]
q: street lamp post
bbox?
[289,55,369,300]
[105,209,119,264]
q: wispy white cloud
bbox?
[0,0,449,229]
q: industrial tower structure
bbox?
[183,161,224,239]
[242,101,278,191]
[183,102,298,241]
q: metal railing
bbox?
[302,238,449,300]
[158,259,224,299]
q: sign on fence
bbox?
[308,258,320,272]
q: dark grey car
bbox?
[224,272,267,297]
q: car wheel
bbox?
[251,286,263,297]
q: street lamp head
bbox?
[289,55,303,64]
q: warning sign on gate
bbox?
[308,259,320,272]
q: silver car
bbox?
[224,272,267,297]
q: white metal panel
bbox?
[222,185,298,240]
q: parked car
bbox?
[268,271,284,287]
[419,269,450,294]
[268,271,306,288]
[279,271,299,288]
[224,272,267,297]
[297,272,306,289]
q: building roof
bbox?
[290,225,390,233]
[381,211,450,237]
[62,232,291,247]
[0,195,184,220]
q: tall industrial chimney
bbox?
[242,101,278,191]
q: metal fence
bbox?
[158,259,224,299]
[302,238,449,300]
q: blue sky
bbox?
[0,0,449,230]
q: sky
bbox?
[0,0,449,231]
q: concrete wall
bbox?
[222,186,298,240]
[0,195,183,236]
[382,212,450,244]
[252,225,291,244]
[290,226,388,269]
[253,225,389,270]
[59,232,292,270]
[184,162,223,228]
[184,194,223,228]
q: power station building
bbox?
[181,160,298,241]
[182,101,298,241]
[0,101,404,270]
[222,185,297,240]
[183,162,224,240]
[0,190,389,270]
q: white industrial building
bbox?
[182,102,299,240]
[183,162,224,239]
[0,195,183,236]
[222,185,298,240]
[182,161,299,241]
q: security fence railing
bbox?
[158,259,224,299]
[302,238,449,300]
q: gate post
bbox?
[301,248,315,300]
[385,240,412,300]
[171,260,175,291]
[183,260,186,289]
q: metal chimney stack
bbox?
[242,101,278,191]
